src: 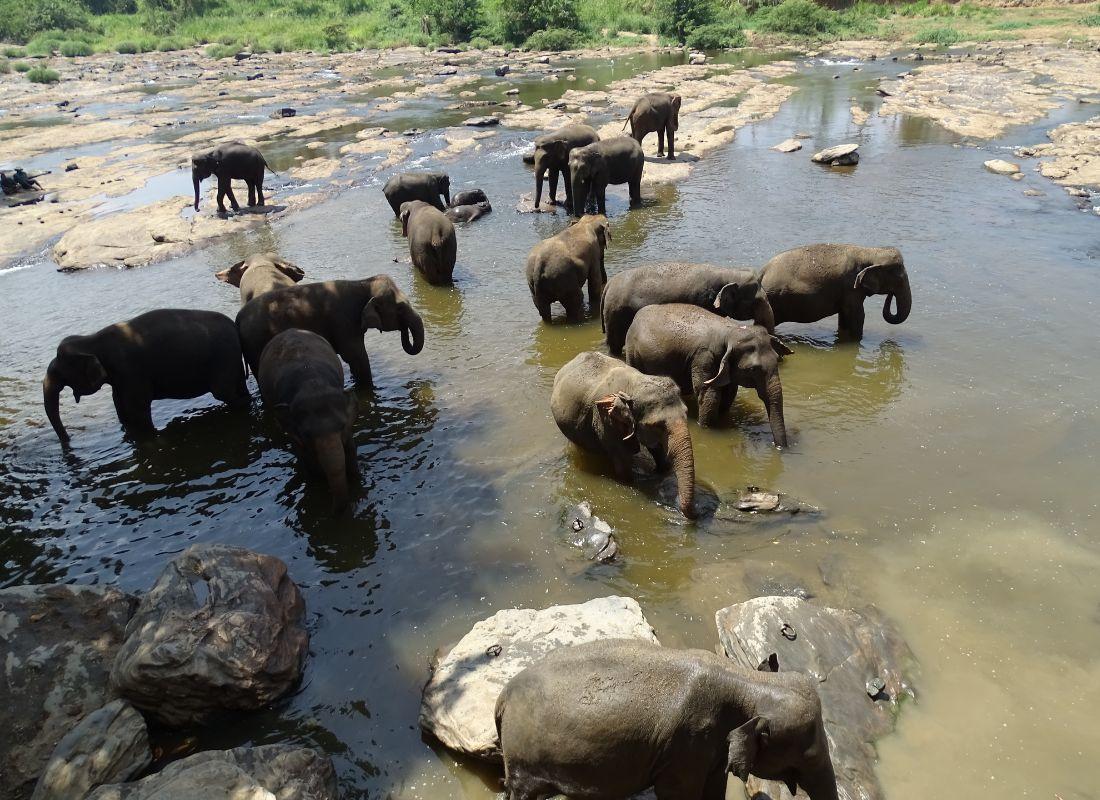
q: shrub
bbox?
[116,40,139,53]
[266,36,288,53]
[59,40,93,56]
[204,42,236,58]
[157,36,188,50]
[686,21,747,48]
[26,38,62,56]
[13,60,32,71]
[912,25,960,44]
[657,0,716,42]
[419,0,483,42]
[524,26,582,50]
[3,47,28,57]
[468,35,493,49]
[26,66,60,82]
[322,22,349,49]
[756,0,837,36]
[494,0,580,44]
[1082,11,1100,26]
[0,59,9,73]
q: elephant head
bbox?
[703,326,789,447]
[576,213,611,252]
[568,145,601,218]
[725,706,838,800]
[853,248,911,325]
[534,138,569,206]
[714,276,775,333]
[273,390,358,514]
[595,376,696,518]
[432,172,451,207]
[191,151,219,211]
[669,94,682,131]
[43,337,109,444]
[361,276,425,356]
[215,254,305,286]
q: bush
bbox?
[419,0,482,42]
[468,35,493,49]
[494,0,580,44]
[1082,11,1100,26]
[756,0,837,36]
[524,26,582,49]
[266,36,288,52]
[686,21,747,48]
[0,59,9,73]
[657,0,716,42]
[322,22,349,49]
[26,38,62,56]
[157,36,188,50]
[204,42,236,58]
[116,40,139,53]
[912,25,960,44]
[26,66,60,82]
[3,47,27,57]
[59,39,93,56]
[13,60,32,71]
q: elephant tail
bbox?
[599,282,606,332]
[621,111,632,131]
[261,155,278,175]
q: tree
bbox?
[656,0,715,42]
[419,0,483,42]
[494,0,580,45]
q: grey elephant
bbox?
[44,309,248,444]
[601,262,775,356]
[215,253,305,306]
[258,329,359,513]
[761,243,912,340]
[382,171,450,216]
[623,92,682,159]
[192,142,272,214]
[444,200,491,223]
[525,214,611,323]
[625,304,789,446]
[533,123,600,212]
[495,639,838,800]
[449,188,488,207]
[400,200,457,285]
[551,351,696,518]
[236,275,424,388]
[568,137,644,217]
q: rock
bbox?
[521,151,535,165]
[505,87,519,95]
[495,64,511,77]
[64,163,78,171]
[245,72,263,81]
[811,143,859,166]
[1066,186,1089,197]
[736,490,781,512]
[546,99,567,110]
[420,596,658,760]
[689,53,706,65]
[771,138,802,153]
[437,46,461,54]
[535,56,550,64]
[463,115,500,127]
[1023,189,1044,196]
[271,107,296,118]
[110,544,308,727]
[435,66,459,76]
[850,105,870,126]
[31,700,150,800]
[984,158,1021,175]
[586,78,596,86]
[0,584,138,800]
[86,745,336,800]
[566,502,619,563]
[715,597,916,800]
[234,51,251,61]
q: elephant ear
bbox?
[215,259,248,286]
[595,392,635,443]
[756,652,780,672]
[853,263,891,293]
[727,716,769,781]
[361,296,384,332]
[272,256,305,282]
[670,95,682,130]
[399,205,412,238]
[703,343,736,388]
[713,282,741,314]
[770,336,793,357]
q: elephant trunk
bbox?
[399,304,425,355]
[570,175,586,217]
[192,169,201,211]
[665,418,696,519]
[315,433,350,514]
[802,759,840,800]
[534,155,545,208]
[882,274,912,324]
[755,295,776,334]
[758,373,788,448]
[43,362,69,444]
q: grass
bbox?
[26,66,61,82]
[59,39,94,56]
[12,60,32,71]
[3,46,26,57]
[0,58,9,73]
[911,25,961,45]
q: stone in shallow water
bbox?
[464,115,500,127]
[811,143,859,166]
[566,501,619,562]
[985,158,1021,175]
[771,138,802,153]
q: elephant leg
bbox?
[216,178,229,213]
[211,367,250,407]
[657,128,665,157]
[256,179,265,206]
[720,384,738,416]
[336,335,374,389]
[692,361,723,427]
[654,770,709,800]
[838,296,866,340]
[561,168,573,213]
[533,292,553,323]
[701,769,728,800]
[587,261,604,308]
[595,185,606,216]
[666,125,675,159]
[562,288,585,324]
[648,442,669,472]
[344,437,360,480]
[629,172,642,206]
[548,169,559,205]
[247,181,256,207]
[220,178,240,212]
[113,389,155,437]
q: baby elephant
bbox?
[258,329,359,513]
[551,351,695,518]
[216,253,305,305]
[496,639,839,800]
[623,91,682,159]
[400,200,458,285]
[448,188,488,207]
[43,309,248,444]
[626,304,789,446]
[525,214,611,323]
[191,142,272,214]
[444,200,491,223]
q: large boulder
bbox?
[110,544,309,727]
[0,584,138,800]
[715,596,916,800]
[86,745,336,800]
[420,596,659,760]
[31,700,150,800]
[811,143,860,166]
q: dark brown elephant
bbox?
[383,171,450,216]
[568,137,644,217]
[533,123,600,212]
[191,142,272,213]
[400,200,457,285]
[215,253,305,306]
[623,92,682,159]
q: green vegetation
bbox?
[755,0,836,36]
[13,60,33,71]
[27,65,61,81]
[59,38,94,53]
[686,22,747,49]
[911,24,960,44]
[523,27,582,50]
[3,46,27,56]
[0,58,10,72]
[1082,4,1100,27]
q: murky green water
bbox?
[2,50,1099,798]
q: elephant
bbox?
[400,200,458,285]
[191,142,272,214]
[495,638,839,800]
[444,200,492,223]
[215,253,305,306]
[551,351,696,518]
[257,329,359,513]
[43,309,248,444]
[449,188,488,207]
[760,243,912,340]
[236,275,425,389]
[601,262,775,356]
[624,304,789,446]
[533,124,600,212]
[623,92,682,159]
[383,171,450,217]
[525,214,611,323]
[568,137,644,217]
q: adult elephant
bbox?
[383,171,450,216]
[215,253,305,306]
[43,309,248,444]
[525,214,611,323]
[532,123,600,212]
[623,92,682,159]
[191,142,272,214]
[760,243,912,340]
[551,351,696,518]
[568,137,644,217]
[400,200,457,285]
[236,276,424,389]
[625,304,789,446]
[601,262,774,356]
[496,639,838,800]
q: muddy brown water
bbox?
[2,50,1100,798]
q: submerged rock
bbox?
[420,596,658,760]
[984,158,1021,175]
[771,138,802,153]
[566,501,619,562]
[812,143,860,166]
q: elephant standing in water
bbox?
[525,214,611,322]
[532,124,600,212]
[568,137,644,217]
[551,351,696,518]
[760,244,912,340]
[625,304,789,446]
[216,253,305,306]
[43,309,248,444]
[400,200,458,285]
[258,329,359,513]
[191,142,272,214]
[383,171,450,216]
[601,262,775,356]
[496,639,839,800]
[623,92,682,159]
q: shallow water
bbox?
[2,49,1100,799]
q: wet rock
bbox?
[463,115,500,127]
[64,163,78,171]
[566,501,619,563]
[86,745,336,800]
[689,53,706,65]
[771,138,802,153]
[535,56,550,64]
[1023,188,1044,197]
[234,51,251,61]
[245,72,264,81]
[0,584,138,800]
[420,596,658,760]
[495,64,511,77]
[1022,116,1100,190]
[505,87,519,95]
[271,107,297,118]
[436,66,459,76]
[736,489,781,512]
[984,158,1021,175]
[110,544,309,727]
[31,700,150,800]
[1066,186,1090,197]
[850,105,870,126]
[812,143,859,166]
[716,597,917,800]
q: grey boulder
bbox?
[463,115,500,127]
[812,143,860,166]
[110,544,309,727]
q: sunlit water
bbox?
[1,49,1099,798]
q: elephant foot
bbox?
[666,154,676,160]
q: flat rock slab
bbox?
[86,745,336,800]
[463,115,500,127]
[771,138,803,153]
[716,596,916,800]
[420,596,659,760]
[984,158,1021,175]
[0,584,138,800]
[812,143,860,166]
